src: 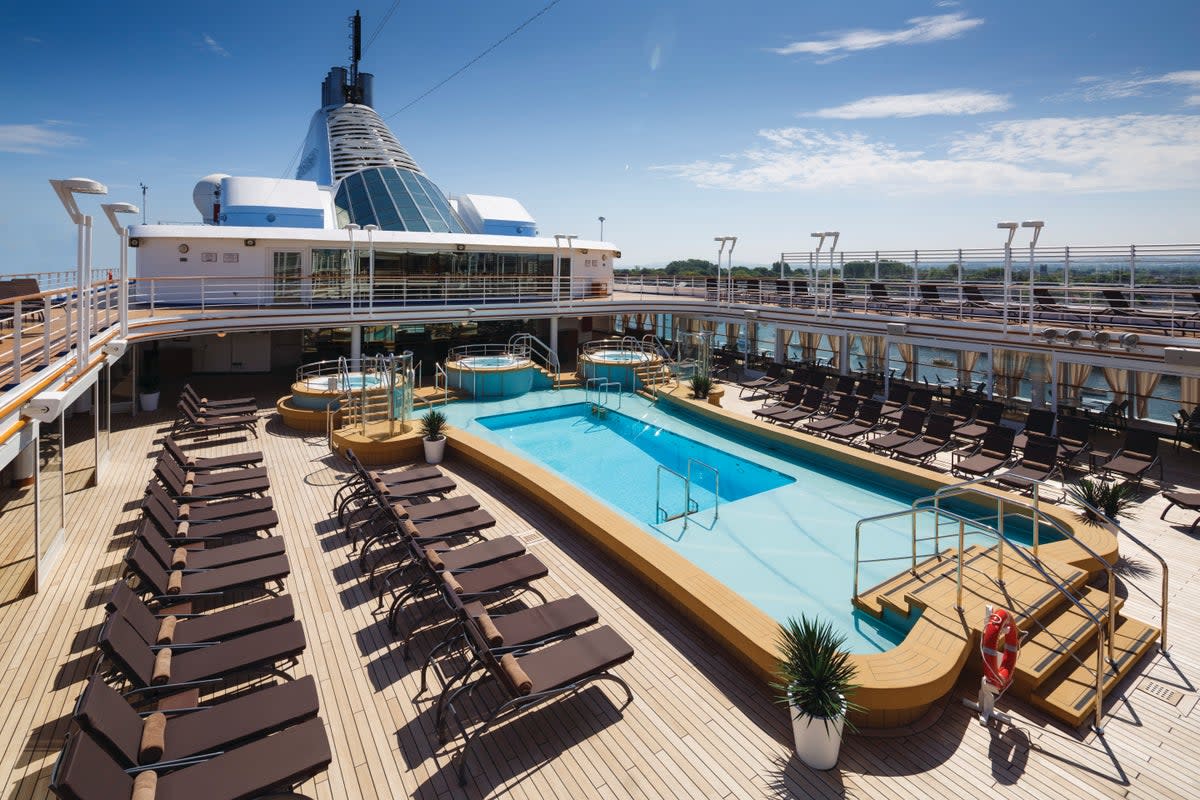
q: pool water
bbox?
[478,403,794,521]
[457,355,530,369]
[586,350,651,364]
[448,389,1050,653]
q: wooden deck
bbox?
[1,378,1199,798]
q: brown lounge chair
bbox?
[440,620,634,785]
[177,392,258,419]
[376,534,527,611]
[1013,408,1056,451]
[334,448,444,508]
[951,425,1016,478]
[1160,491,1200,532]
[751,383,806,420]
[1098,428,1162,483]
[144,491,278,541]
[97,613,306,696]
[136,517,284,572]
[883,387,932,424]
[992,436,1061,494]
[124,541,289,603]
[771,387,826,426]
[420,594,600,698]
[72,673,318,769]
[182,382,255,408]
[877,383,911,423]
[337,449,455,524]
[869,408,926,454]
[154,457,269,500]
[1056,415,1092,467]
[50,717,331,800]
[144,479,272,521]
[804,395,859,436]
[171,402,259,438]
[824,399,884,443]
[161,435,263,471]
[953,400,1005,443]
[156,453,268,486]
[737,363,784,397]
[887,414,955,464]
[106,581,294,647]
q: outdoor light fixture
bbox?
[51,177,108,375]
[1121,332,1141,350]
[1064,329,1083,345]
[102,201,139,338]
[1040,328,1061,342]
[1092,331,1111,348]
[455,244,466,251]
[244,239,256,246]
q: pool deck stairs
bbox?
[854,543,1160,729]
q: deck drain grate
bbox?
[517,530,547,547]
[1139,679,1184,706]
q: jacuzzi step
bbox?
[1014,585,1123,693]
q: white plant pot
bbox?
[139,391,160,412]
[423,436,446,464]
[790,700,846,770]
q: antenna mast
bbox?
[346,10,364,104]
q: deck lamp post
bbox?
[51,178,108,375]
[598,216,606,240]
[345,223,360,312]
[713,237,730,304]
[101,202,139,338]
[997,221,1018,333]
[825,231,840,313]
[810,232,826,311]
[725,236,738,305]
[1022,221,1044,335]
[363,224,378,313]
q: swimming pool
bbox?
[455,354,532,369]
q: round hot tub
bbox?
[291,371,387,410]
[579,348,661,391]
[446,353,536,398]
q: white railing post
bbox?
[42,296,52,367]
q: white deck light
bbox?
[101,202,140,338]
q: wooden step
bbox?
[852,548,970,619]
[1029,615,1161,727]
[1013,585,1124,693]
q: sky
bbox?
[2,0,1199,272]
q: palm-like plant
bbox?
[774,614,861,730]
[1065,478,1136,523]
[689,374,713,399]
[420,409,448,441]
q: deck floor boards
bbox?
[0,378,1198,798]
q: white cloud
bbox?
[810,89,1010,119]
[771,13,983,59]
[0,122,83,154]
[651,114,1200,195]
[202,34,230,57]
[1058,70,1200,103]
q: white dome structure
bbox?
[192,173,230,224]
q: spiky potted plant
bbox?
[689,374,713,401]
[774,614,860,770]
[420,409,448,464]
[1065,477,1136,523]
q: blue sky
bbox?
[3,0,1198,271]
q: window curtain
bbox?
[959,350,981,389]
[780,328,794,362]
[1101,367,1127,404]
[798,332,820,364]
[857,335,886,375]
[1182,376,1200,412]
[724,322,740,350]
[895,342,916,381]
[993,349,1030,399]
[1057,362,1092,405]
[1133,370,1161,418]
[827,333,843,368]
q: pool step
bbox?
[852,547,970,620]
[1013,585,1123,693]
[1029,615,1160,728]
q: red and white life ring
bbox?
[981,606,1019,690]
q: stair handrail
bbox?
[435,362,449,406]
[854,504,1110,733]
[509,332,561,388]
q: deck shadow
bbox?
[5,763,53,800]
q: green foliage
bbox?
[774,615,861,727]
[689,374,713,399]
[419,409,448,440]
[1065,478,1137,522]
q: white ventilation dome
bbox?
[192,173,231,223]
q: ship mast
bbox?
[346,10,364,104]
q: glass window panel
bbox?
[413,174,458,233]
[381,170,426,230]
[398,171,441,231]
[343,173,377,227]
[362,169,403,230]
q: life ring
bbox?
[981,606,1019,690]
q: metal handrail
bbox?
[687,458,719,528]
[853,504,1110,733]
[655,464,688,526]
[510,332,561,389]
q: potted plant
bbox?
[420,409,448,464]
[1065,477,1136,523]
[138,371,161,412]
[774,614,860,770]
[689,374,712,401]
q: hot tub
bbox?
[445,353,536,398]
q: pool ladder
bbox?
[655,459,719,531]
[585,378,622,416]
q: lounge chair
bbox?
[826,375,856,404]
[918,283,947,314]
[439,620,634,785]
[824,399,883,443]
[883,387,932,424]
[106,581,294,647]
[888,414,955,464]
[1160,491,1200,532]
[1056,415,1092,467]
[1097,428,1162,483]
[182,383,255,408]
[50,717,331,800]
[336,449,455,524]
[358,501,497,572]
[97,613,305,694]
[144,492,279,540]
[771,387,826,427]
[877,383,911,423]
[171,402,259,438]
[154,457,269,500]
[953,399,1005,443]
[420,594,600,698]
[161,435,263,471]
[155,453,268,485]
[137,517,284,571]
[377,534,528,612]
[144,479,273,522]
[869,408,926,454]
[737,363,784,398]
[867,282,901,310]
[72,673,318,770]
[124,541,289,602]
[942,393,978,425]
[803,395,859,436]
[333,449,443,512]
[751,383,806,420]
[960,284,1002,313]
[951,425,1016,478]
[1013,408,1056,451]
[992,436,1060,494]
[178,392,257,419]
